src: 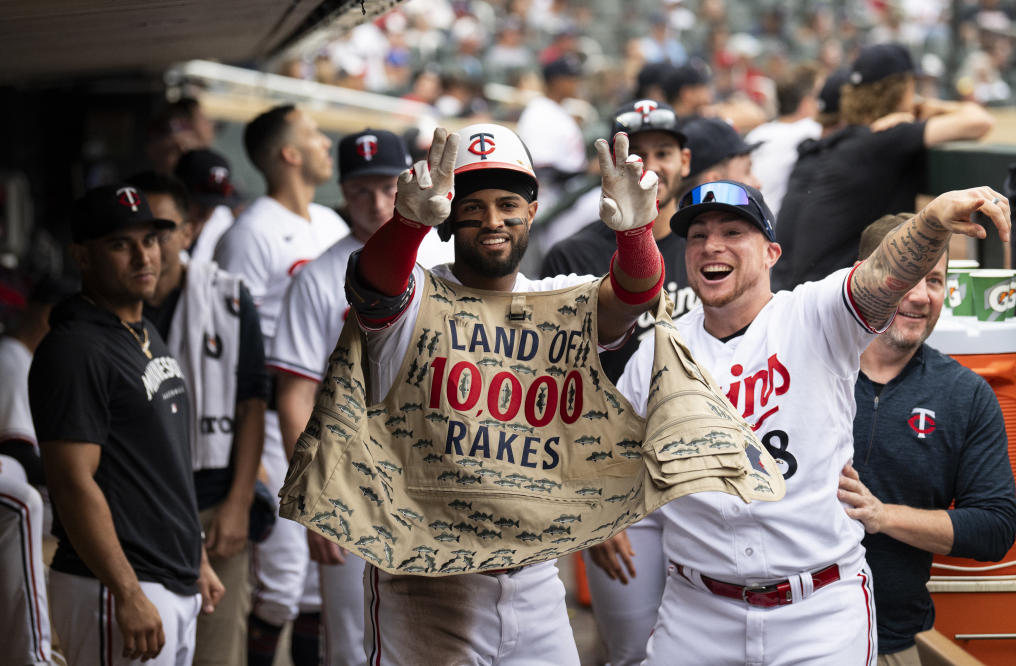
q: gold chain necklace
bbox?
[79,294,153,360]
[120,320,153,359]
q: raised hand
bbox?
[596,132,659,233]
[921,186,1011,243]
[394,127,460,227]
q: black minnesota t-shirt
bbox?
[30,296,201,594]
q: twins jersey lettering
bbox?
[618,267,879,578]
[213,196,348,345]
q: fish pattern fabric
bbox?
[279,273,784,575]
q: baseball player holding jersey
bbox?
[271,128,451,666]
[213,104,347,664]
[607,180,1011,664]
[338,123,665,664]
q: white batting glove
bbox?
[596,132,659,232]
[394,127,460,227]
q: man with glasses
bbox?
[600,179,1011,663]
[541,99,695,666]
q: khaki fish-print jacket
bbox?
[279,273,784,575]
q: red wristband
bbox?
[357,211,431,296]
[609,255,665,305]
[614,221,661,280]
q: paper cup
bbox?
[946,262,979,316]
[969,269,1015,322]
[1010,275,1016,319]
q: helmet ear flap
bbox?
[437,218,453,242]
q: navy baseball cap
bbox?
[817,68,850,115]
[665,62,710,98]
[338,129,411,183]
[71,184,176,243]
[681,117,761,179]
[670,180,776,242]
[174,149,241,207]
[542,55,583,82]
[611,99,687,146]
[849,43,916,86]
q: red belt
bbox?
[675,563,840,608]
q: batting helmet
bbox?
[437,123,539,241]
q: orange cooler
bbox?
[924,316,1016,664]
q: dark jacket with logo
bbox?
[852,343,1016,654]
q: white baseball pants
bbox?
[49,570,200,666]
[364,560,579,665]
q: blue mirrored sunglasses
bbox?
[679,182,751,208]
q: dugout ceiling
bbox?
[0,0,402,82]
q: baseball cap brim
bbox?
[670,201,757,238]
[190,190,243,207]
[75,216,176,243]
[339,164,408,183]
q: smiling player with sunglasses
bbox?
[600,179,1012,664]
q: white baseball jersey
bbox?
[0,337,36,444]
[213,196,348,344]
[189,205,234,265]
[213,195,343,623]
[618,266,882,579]
[269,230,453,382]
[517,96,586,175]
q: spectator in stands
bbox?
[485,16,535,85]
[678,116,761,193]
[518,54,588,214]
[639,12,687,65]
[774,43,994,290]
[665,62,713,117]
[815,68,850,137]
[745,64,822,217]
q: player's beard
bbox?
[454,226,529,278]
[879,317,934,353]
[657,172,682,210]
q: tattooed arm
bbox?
[850,186,1011,329]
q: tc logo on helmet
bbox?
[907,407,936,439]
[116,186,141,212]
[633,99,658,122]
[468,133,496,159]
[356,135,379,161]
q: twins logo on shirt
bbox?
[725,353,798,479]
[907,407,936,439]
